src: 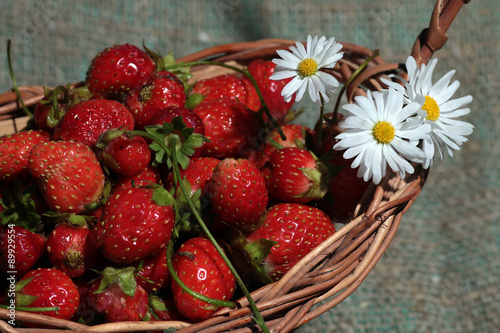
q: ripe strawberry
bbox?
[264,147,329,203]
[171,237,235,321]
[247,59,295,122]
[46,222,98,278]
[0,226,46,277]
[190,73,261,111]
[87,266,148,322]
[209,158,268,231]
[28,140,106,214]
[245,123,314,168]
[53,99,135,148]
[125,70,186,129]
[33,85,92,133]
[149,105,205,137]
[14,268,80,321]
[97,130,152,176]
[92,185,174,264]
[0,130,51,183]
[110,163,162,194]
[194,97,260,159]
[243,203,335,282]
[314,113,370,222]
[85,43,156,99]
[135,250,170,293]
[166,156,220,196]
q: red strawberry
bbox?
[264,147,329,203]
[149,105,205,136]
[243,203,335,282]
[171,237,235,322]
[111,163,162,194]
[314,113,370,222]
[166,156,220,196]
[28,140,106,214]
[191,73,261,111]
[193,97,260,159]
[53,99,135,148]
[87,266,148,322]
[0,226,46,277]
[33,85,92,133]
[126,70,186,129]
[209,158,268,231]
[245,123,314,168]
[14,268,80,321]
[247,59,295,122]
[0,130,51,183]
[98,130,152,176]
[85,43,156,99]
[92,185,174,264]
[135,250,170,293]
[46,222,98,278]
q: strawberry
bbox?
[241,203,336,282]
[313,114,370,222]
[209,158,268,231]
[97,129,152,176]
[28,140,106,214]
[0,226,46,277]
[110,163,162,194]
[171,237,235,321]
[46,222,98,278]
[264,147,329,203]
[85,43,156,99]
[87,266,148,322]
[149,105,205,137]
[14,268,80,321]
[53,98,135,148]
[125,70,186,129]
[135,250,170,293]
[33,85,93,133]
[146,294,185,323]
[245,123,314,168]
[0,130,51,183]
[166,156,220,197]
[247,59,295,123]
[193,97,260,159]
[190,73,261,111]
[92,185,175,264]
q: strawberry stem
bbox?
[165,60,286,141]
[169,137,270,333]
[165,240,236,309]
[0,304,60,312]
[332,49,380,126]
[6,40,33,119]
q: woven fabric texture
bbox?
[1,1,498,332]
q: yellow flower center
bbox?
[297,58,318,78]
[372,121,395,144]
[423,95,440,121]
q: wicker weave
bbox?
[0,1,470,332]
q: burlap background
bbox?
[1,0,498,332]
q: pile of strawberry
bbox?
[0,43,370,327]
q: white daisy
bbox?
[270,35,344,105]
[383,56,474,168]
[333,88,431,185]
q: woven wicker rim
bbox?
[0,1,469,332]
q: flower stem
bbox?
[166,60,285,141]
[169,137,270,333]
[314,96,325,155]
[165,240,236,309]
[6,40,33,118]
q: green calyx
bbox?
[94,266,138,298]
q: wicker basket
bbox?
[0,1,469,332]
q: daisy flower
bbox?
[383,56,474,168]
[334,88,431,185]
[270,35,344,105]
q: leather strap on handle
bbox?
[412,0,471,66]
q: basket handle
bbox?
[412,0,471,66]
